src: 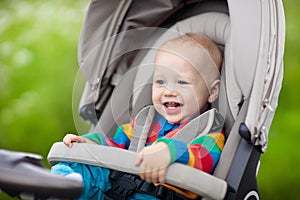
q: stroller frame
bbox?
[0,0,285,199]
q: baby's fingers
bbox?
[63,134,81,147]
[135,152,144,167]
[158,168,167,184]
[136,153,146,180]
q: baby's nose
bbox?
[164,85,178,96]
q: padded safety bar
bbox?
[48,142,228,200]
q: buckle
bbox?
[137,182,170,199]
[137,181,156,194]
[154,185,168,199]
[106,170,179,200]
[105,171,142,200]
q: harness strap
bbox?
[130,106,224,150]
[129,106,156,152]
[105,170,184,200]
[172,108,224,142]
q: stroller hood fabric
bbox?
[228,0,285,152]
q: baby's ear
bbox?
[208,80,220,103]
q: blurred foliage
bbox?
[0,0,299,199]
[257,0,300,199]
[0,0,87,164]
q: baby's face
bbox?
[152,51,211,124]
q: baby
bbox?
[52,33,224,200]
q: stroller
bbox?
[0,0,285,199]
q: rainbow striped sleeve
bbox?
[82,132,108,145]
[157,132,225,174]
[106,123,134,149]
[82,122,135,149]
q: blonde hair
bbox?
[160,33,222,72]
[184,33,222,71]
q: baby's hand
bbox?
[135,142,171,184]
[63,134,95,147]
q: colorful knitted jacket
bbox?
[82,112,225,198]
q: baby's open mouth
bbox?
[163,102,182,109]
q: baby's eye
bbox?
[178,80,190,85]
[155,80,165,85]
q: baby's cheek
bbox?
[153,104,165,117]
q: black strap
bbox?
[105,170,184,200]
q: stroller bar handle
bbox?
[47,142,228,200]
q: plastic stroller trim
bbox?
[48,142,228,200]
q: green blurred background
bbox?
[0,0,299,199]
